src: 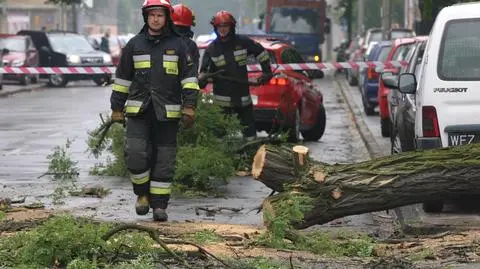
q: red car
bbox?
[0,34,39,85]
[198,36,326,142]
[377,36,427,137]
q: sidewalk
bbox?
[0,82,47,97]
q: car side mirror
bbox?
[398,73,417,94]
[381,72,398,89]
[2,48,9,55]
[40,46,51,54]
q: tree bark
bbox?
[252,144,480,229]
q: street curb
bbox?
[335,78,404,236]
[334,79,385,159]
[0,84,47,98]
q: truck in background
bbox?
[260,0,327,62]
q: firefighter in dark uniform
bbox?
[199,10,273,141]
[171,4,199,70]
[110,0,199,222]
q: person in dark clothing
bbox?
[100,29,111,54]
[171,4,199,71]
[110,0,199,222]
[199,10,273,141]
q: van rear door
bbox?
[434,19,480,147]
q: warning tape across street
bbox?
[0,61,408,74]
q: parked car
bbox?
[18,30,113,87]
[199,36,326,142]
[377,36,426,137]
[0,47,8,90]
[345,35,365,86]
[0,34,39,85]
[390,2,480,212]
[360,41,392,115]
[383,38,427,155]
[88,34,123,66]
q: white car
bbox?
[396,2,480,212]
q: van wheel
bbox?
[423,201,444,213]
[48,74,68,87]
[302,104,326,141]
[381,118,391,137]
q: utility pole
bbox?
[381,0,392,40]
[72,3,78,32]
[357,0,365,36]
[347,0,353,42]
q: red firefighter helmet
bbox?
[172,4,195,27]
[142,0,173,14]
[210,10,236,27]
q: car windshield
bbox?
[377,46,392,62]
[270,7,320,34]
[0,38,25,52]
[48,34,94,53]
[393,44,415,61]
[438,19,480,80]
[369,31,383,43]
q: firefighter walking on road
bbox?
[172,4,199,70]
[110,0,199,222]
[199,10,273,141]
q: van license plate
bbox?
[448,133,478,146]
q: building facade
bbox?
[0,0,62,33]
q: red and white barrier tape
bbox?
[0,61,408,74]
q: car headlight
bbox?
[10,59,24,67]
[103,54,112,64]
[67,55,81,64]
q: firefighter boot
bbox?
[153,208,168,222]
[135,196,150,215]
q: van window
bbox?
[438,19,480,80]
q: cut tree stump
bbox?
[251,144,480,229]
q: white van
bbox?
[398,2,480,150]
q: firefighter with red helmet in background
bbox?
[110,0,199,222]
[171,4,199,71]
[199,10,273,141]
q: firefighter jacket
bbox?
[200,35,272,107]
[183,36,200,74]
[110,27,199,121]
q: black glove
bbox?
[258,73,273,85]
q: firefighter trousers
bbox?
[222,105,256,140]
[124,105,178,209]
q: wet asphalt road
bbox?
[0,76,377,228]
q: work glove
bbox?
[198,72,208,89]
[181,106,195,129]
[111,110,125,123]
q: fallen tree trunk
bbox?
[251,144,480,229]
